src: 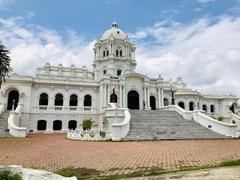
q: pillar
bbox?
[123,85,126,107]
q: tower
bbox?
[93,22,137,81]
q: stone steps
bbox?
[123,110,229,141]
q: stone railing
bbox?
[231,113,240,136]
[160,105,238,138]
[8,103,27,137]
[105,103,131,141]
[0,103,6,116]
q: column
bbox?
[147,87,150,109]
[108,85,111,104]
[161,88,164,107]
[144,87,147,109]
[119,85,123,107]
[100,85,103,109]
[158,88,161,109]
[123,85,126,107]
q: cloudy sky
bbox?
[0,0,240,96]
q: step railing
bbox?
[230,113,240,136]
[8,103,27,137]
[160,105,238,137]
[105,103,131,141]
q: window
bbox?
[103,50,105,57]
[110,93,117,103]
[178,102,185,109]
[53,120,62,130]
[210,105,215,113]
[163,98,169,106]
[39,93,48,106]
[68,120,77,130]
[202,104,207,112]
[84,95,92,107]
[69,94,78,106]
[189,102,194,111]
[116,49,119,56]
[117,69,121,76]
[120,50,122,57]
[55,94,63,106]
[103,70,107,75]
[37,120,47,130]
[107,50,109,56]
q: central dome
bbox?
[100,22,128,40]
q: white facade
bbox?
[0,22,238,134]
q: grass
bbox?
[56,159,240,180]
[0,170,22,180]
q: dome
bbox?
[100,22,128,40]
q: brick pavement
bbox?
[0,134,240,175]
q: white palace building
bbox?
[0,22,240,140]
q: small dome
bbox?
[100,22,127,40]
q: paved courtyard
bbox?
[1,134,240,176]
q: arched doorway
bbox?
[150,96,156,110]
[110,94,117,103]
[178,102,185,109]
[230,104,235,113]
[37,120,47,130]
[7,90,19,110]
[189,102,194,111]
[68,120,77,130]
[128,90,139,109]
[53,120,62,130]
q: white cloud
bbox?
[0,17,94,75]
[0,0,14,9]
[197,0,215,4]
[132,16,240,96]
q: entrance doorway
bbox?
[150,96,156,110]
[127,90,139,109]
[68,120,77,130]
[7,90,19,110]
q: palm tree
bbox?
[0,41,12,88]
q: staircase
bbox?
[123,110,229,141]
[0,110,11,137]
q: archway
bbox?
[128,90,139,109]
[178,102,185,109]
[202,104,207,112]
[110,93,117,103]
[163,98,169,106]
[189,102,194,111]
[37,120,47,130]
[68,120,77,130]
[230,104,235,113]
[7,90,19,110]
[150,96,156,110]
[53,120,62,130]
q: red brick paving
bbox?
[0,134,240,175]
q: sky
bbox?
[0,0,240,96]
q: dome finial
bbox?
[112,21,118,28]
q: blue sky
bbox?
[1,0,240,96]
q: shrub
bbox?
[0,170,22,180]
[82,118,93,130]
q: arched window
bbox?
[103,50,105,57]
[68,120,77,130]
[116,49,119,56]
[202,104,207,112]
[55,94,63,106]
[178,102,185,109]
[39,93,48,105]
[107,50,109,56]
[120,49,122,57]
[117,69,121,76]
[37,120,47,130]
[150,96,156,110]
[164,98,169,106]
[69,94,78,106]
[84,95,92,107]
[7,90,19,110]
[110,93,117,103]
[189,102,194,111]
[210,105,215,113]
[53,120,62,130]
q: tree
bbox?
[0,41,12,88]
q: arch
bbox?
[150,96,156,110]
[232,120,236,124]
[53,120,62,130]
[37,120,47,130]
[210,104,215,113]
[189,102,194,111]
[163,98,169,106]
[178,101,185,109]
[110,93,117,103]
[230,104,235,113]
[107,50,109,56]
[117,69,121,76]
[68,120,77,130]
[55,93,63,106]
[202,104,207,112]
[39,93,48,106]
[119,49,122,57]
[69,94,78,106]
[116,49,119,56]
[128,90,139,109]
[7,90,19,110]
[103,50,106,57]
[84,95,92,107]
